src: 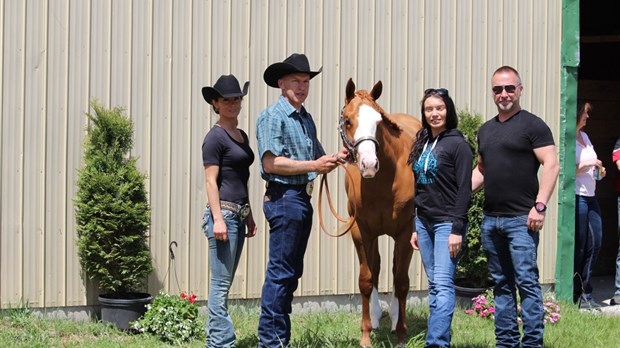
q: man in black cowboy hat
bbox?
[256,53,347,347]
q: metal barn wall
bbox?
[0,0,563,308]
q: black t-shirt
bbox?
[477,110,555,216]
[202,126,254,204]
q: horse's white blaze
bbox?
[389,291,399,332]
[355,105,381,177]
[370,286,381,329]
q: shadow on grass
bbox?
[365,307,425,346]
[370,307,491,348]
[237,334,259,348]
[235,306,492,348]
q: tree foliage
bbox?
[75,101,152,294]
[456,109,492,288]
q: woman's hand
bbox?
[246,216,257,238]
[213,218,228,241]
[448,234,463,258]
[410,231,419,250]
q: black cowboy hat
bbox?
[263,53,322,88]
[201,74,250,105]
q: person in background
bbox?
[255,53,348,348]
[611,136,620,306]
[574,101,606,309]
[409,88,472,348]
[472,66,559,348]
[201,74,257,348]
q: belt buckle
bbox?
[306,182,314,196]
[239,203,250,220]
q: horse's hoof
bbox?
[360,346,371,348]
[390,329,396,335]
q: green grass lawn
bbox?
[2,300,619,347]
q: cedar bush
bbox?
[455,109,492,288]
[75,101,152,294]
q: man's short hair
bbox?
[493,65,521,82]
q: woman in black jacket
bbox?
[409,88,472,348]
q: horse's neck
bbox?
[376,125,411,168]
[378,120,414,149]
[396,121,418,140]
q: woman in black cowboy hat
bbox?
[255,54,348,348]
[200,74,256,348]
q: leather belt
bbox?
[266,181,314,196]
[208,201,250,220]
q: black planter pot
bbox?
[454,277,494,299]
[454,284,491,298]
[454,282,493,308]
[99,292,153,330]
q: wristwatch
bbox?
[534,202,547,213]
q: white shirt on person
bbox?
[576,131,597,197]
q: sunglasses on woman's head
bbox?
[424,88,449,96]
[492,84,519,95]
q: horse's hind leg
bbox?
[392,229,413,344]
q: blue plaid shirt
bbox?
[256,96,326,184]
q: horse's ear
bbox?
[370,81,383,100]
[345,78,355,104]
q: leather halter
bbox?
[338,107,379,163]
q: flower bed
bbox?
[465,289,561,324]
[132,290,203,344]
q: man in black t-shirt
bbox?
[472,66,559,348]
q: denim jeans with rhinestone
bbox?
[202,207,246,348]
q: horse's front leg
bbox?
[352,226,374,348]
[358,260,374,347]
[392,229,413,344]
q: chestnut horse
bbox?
[340,78,421,347]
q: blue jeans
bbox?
[574,195,602,303]
[202,207,246,348]
[615,196,620,297]
[258,184,313,348]
[416,217,465,348]
[481,214,544,348]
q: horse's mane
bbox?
[354,90,401,132]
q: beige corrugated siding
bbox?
[0,0,562,308]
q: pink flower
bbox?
[465,291,560,325]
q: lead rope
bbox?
[318,162,357,237]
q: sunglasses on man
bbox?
[492,84,520,95]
